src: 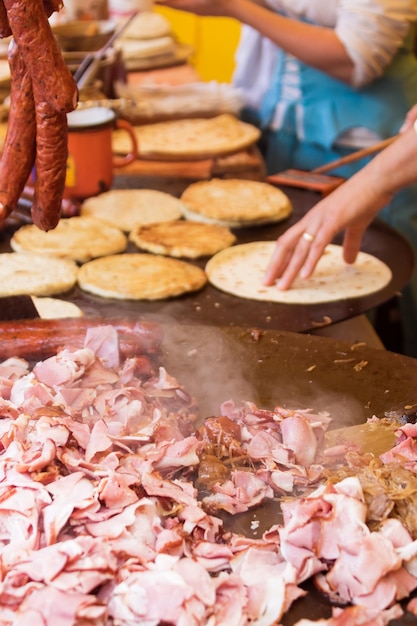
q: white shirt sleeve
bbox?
[265,0,417,88]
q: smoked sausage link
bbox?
[4,0,78,113]
[0,0,11,37]
[0,41,36,221]
[31,98,67,230]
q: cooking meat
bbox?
[0,317,164,361]
[1,326,417,624]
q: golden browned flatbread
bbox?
[206,242,392,304]
[31,296,84,319]
[181,178,292,227]
[78,253,207,300]
[10,217,127,263]
[112,114,261,160]
[129,220,236,258]
[80,189,185,232]
[0,252,78,296]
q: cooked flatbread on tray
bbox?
[10,217,127,263]
[78,253,207,300]
[181,178,292,227]
[80,189,185,232]
[112,114,261,160]
[120,11,172,39]
[0,252,78,297]
[31,296,84,319]
[206,242,392,304]
[129,220,236,258]
[118,36,176,61]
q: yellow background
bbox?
[156,7,241,83]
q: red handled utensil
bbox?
[267,135,398,195]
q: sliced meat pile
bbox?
[0,0,78,230]
[1,325,417,625]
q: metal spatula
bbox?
[0,295,40,320]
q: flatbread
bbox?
[119,36,176,61]
[78,253,207,300]
[112,114,261,160]
[31,296,84,319]
[205,242,392,304]
[120,11,172,39]
[10,217,127,263]
[0,253,78,297]
[129,220,236,258]
[181,178,292,227]
[80,189,185,232]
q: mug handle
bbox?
[112,119,139,167]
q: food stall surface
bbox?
[2,181,408,343]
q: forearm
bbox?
[157,0,355,83]
[364,125,417,198]
[230,0,354,83]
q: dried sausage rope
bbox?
[0,0,78,230]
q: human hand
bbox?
[399,104,417,133]
[263,180,384,290]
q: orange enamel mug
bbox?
[64,106,138,200]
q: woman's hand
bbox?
[263,195,377,289]
[263,122,417,290]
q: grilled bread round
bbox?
[78,253,207,300]
[10,217,127,263]
[181,178,292,227]
[129,220,236,258]
[206,242,392,304]
[80,189,185,232]
[0,252,78,296]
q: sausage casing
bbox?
[4,0,78,113]
[0,41,36,221]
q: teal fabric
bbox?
[241,29,417,356]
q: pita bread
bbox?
[181,178,292,227]
[10,217,127,263]
[31,296,84,319]
[129,220,236,258]
[80,189,185,231]
[120,11,172,39]
[0,252,78,297]
[78,253,207,300]
[112,114,261,160]
[205,242,392,304]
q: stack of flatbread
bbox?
[112,114,261,160]
[10,216,127,263]
[80,189,186,232]
[180,178,293,227]
[117,11,177,68]
[205,242,393,304]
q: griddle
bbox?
[161,324,417,624]
[0,314,416,622]
[0,184,412,333]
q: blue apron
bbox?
[241,26,417,356]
